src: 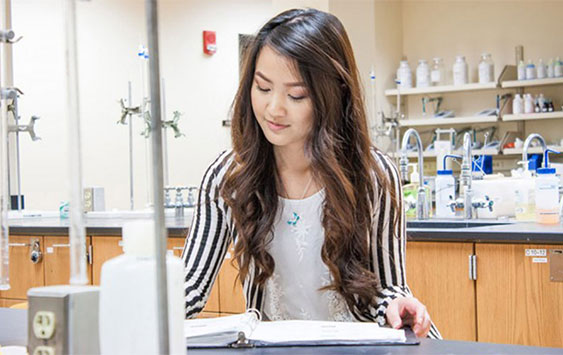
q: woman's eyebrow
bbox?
[255,71,305,87]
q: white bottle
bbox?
[435,169,456,218]
[555,56,563,77]
[431,57,446,86]
[396,60,413,89]
[537,58,546,79]
[512,93,524,114]
[524,93,535,114]
[537,93,546,112]
[478,53,494,83]
[416,59,431,88]
[525,59,536,80]
[453,55,468,86]
[517,60,526,80]
[99,220,186,355]
[547,58,555,78]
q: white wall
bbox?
[399,0,563,148]
[12,0,272,210]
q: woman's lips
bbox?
[266,120,289,132]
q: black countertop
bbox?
[7,216,191,237]
[6,216,563,244]
[2,309,561,354]
[407,219,563,244]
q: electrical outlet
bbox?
[33,311,56,339]
[32,346,55,355]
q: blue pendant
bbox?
[287,212,300,226]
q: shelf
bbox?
[399,115,498,127]
[502,145,563,156]
[500,77,563,89]
[384,82,498,97]
[501,111,563,122]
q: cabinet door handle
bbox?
[468,255,477,280]
[52,243,71,248]
[172,247,184,251]
[8,242,29,247]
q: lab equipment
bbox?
[535,149,561,224]
[525,59,536,80]
[431,57,446,86]
[453,55,468,86]
[435,155,460,218]
[396,60,413,89]
[478,53,494,83]
[416,59,430,88]
[64,0,88,285]
[547,58,555,78]
[517,60,526,80]
[537,58,546,79]
[524,93,534,114]
[512,93,524,114]
[555,56,563,77]
[400,128,429,219]
[99,220,185,355]
[164,186,197,217]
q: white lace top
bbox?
[262,189,355,322]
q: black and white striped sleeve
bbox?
[181,150,233,319]
[371,152,442,339]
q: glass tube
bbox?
[64,0,87,285]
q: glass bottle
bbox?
[431,57,446,86]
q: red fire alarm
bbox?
[203,30,216,55]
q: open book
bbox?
[184,310,419,348]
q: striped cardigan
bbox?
[181,149,441,339]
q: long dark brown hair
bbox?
[221,8,400,315]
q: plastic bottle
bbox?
[453,55,468,86]
[99,220,186,355]
[517,60,526,80]
[513,166,536,221]
[525,59,536,80]
[416,59,431,88]
[555,56,563,77]
[537,58,546,79]
[535,149,561,224]
[396,60,413,89]
[547,58,555,78]
[478,53,494,83]
[524,93,535,114]
[536,93,546,112]
[512,93,524,114]
[431,57,446,86]
[435,155,459,218]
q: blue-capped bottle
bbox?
[535,149,561,224]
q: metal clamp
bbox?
[0,29,22,43]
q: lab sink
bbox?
[407,219,513,229]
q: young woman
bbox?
[182,8,441,339]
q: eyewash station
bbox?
[1,0,563,354]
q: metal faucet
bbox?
[522,133,548,168]
[400,128,428,220]
[164,186,197,217]
[449,132,493,219]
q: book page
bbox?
[249,320,406,344]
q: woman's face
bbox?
[251,46,314,151]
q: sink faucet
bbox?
[400,128,428,220]
[450,132,493,219]
[522,133,548,168]
[164,186,196,217]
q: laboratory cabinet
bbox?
[405,241,563,348]
[405,241,476,341]
[0,235,222,317]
